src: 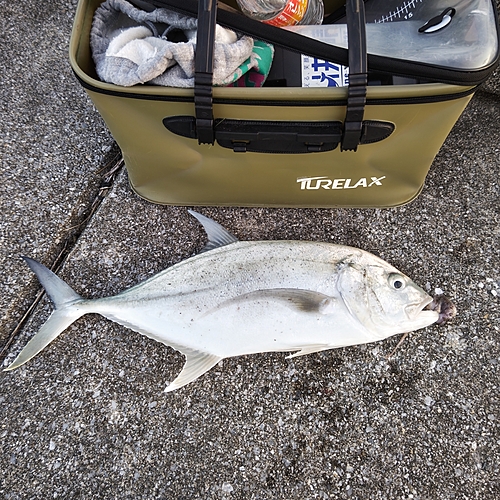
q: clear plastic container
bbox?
[235,0,324,27]
[285,0,499,70]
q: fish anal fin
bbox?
[286,345,332,359]
[188,210,239,253]
[164,348,222,392]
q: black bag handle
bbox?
[191,0,369,150]
[151,0,394,153]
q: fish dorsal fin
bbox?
[188,210,239,253]
[286,344,332,359]
[206,289,337,315]
[164,347,222,392]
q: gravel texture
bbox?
[1,1,499,499]
[0,0,114,342]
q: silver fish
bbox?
[4,211,453,391]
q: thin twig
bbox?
[386,332,410,360]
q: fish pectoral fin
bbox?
[271,289,336,314]
[207,289,336,316]
[164,348,222,393]
[286,344,332,359]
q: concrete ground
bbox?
[1,1,499,498]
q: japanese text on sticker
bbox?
[302,55,349,87]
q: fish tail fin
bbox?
[22,256,82,308]
[4,257,85,371]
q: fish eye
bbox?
[388,273,406,290]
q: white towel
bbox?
[91,0,255,87]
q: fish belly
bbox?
[91,293,373,359]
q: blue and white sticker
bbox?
[301,56,349,87]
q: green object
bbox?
[225,41,275,87]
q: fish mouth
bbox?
[406,294,457,326]
[405,296,434,321]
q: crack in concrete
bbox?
[0,149,124,363]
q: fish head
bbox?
[336,255,439,339]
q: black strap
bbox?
[159,0,392,154]
[341,0,367,151]
[194,0,217,145]
[160,0,367,148]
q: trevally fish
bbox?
[5,211,456,391]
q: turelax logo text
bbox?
[297,176,386,190]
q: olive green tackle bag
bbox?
[69,0,499,207]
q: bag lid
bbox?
[288,0,498,71]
